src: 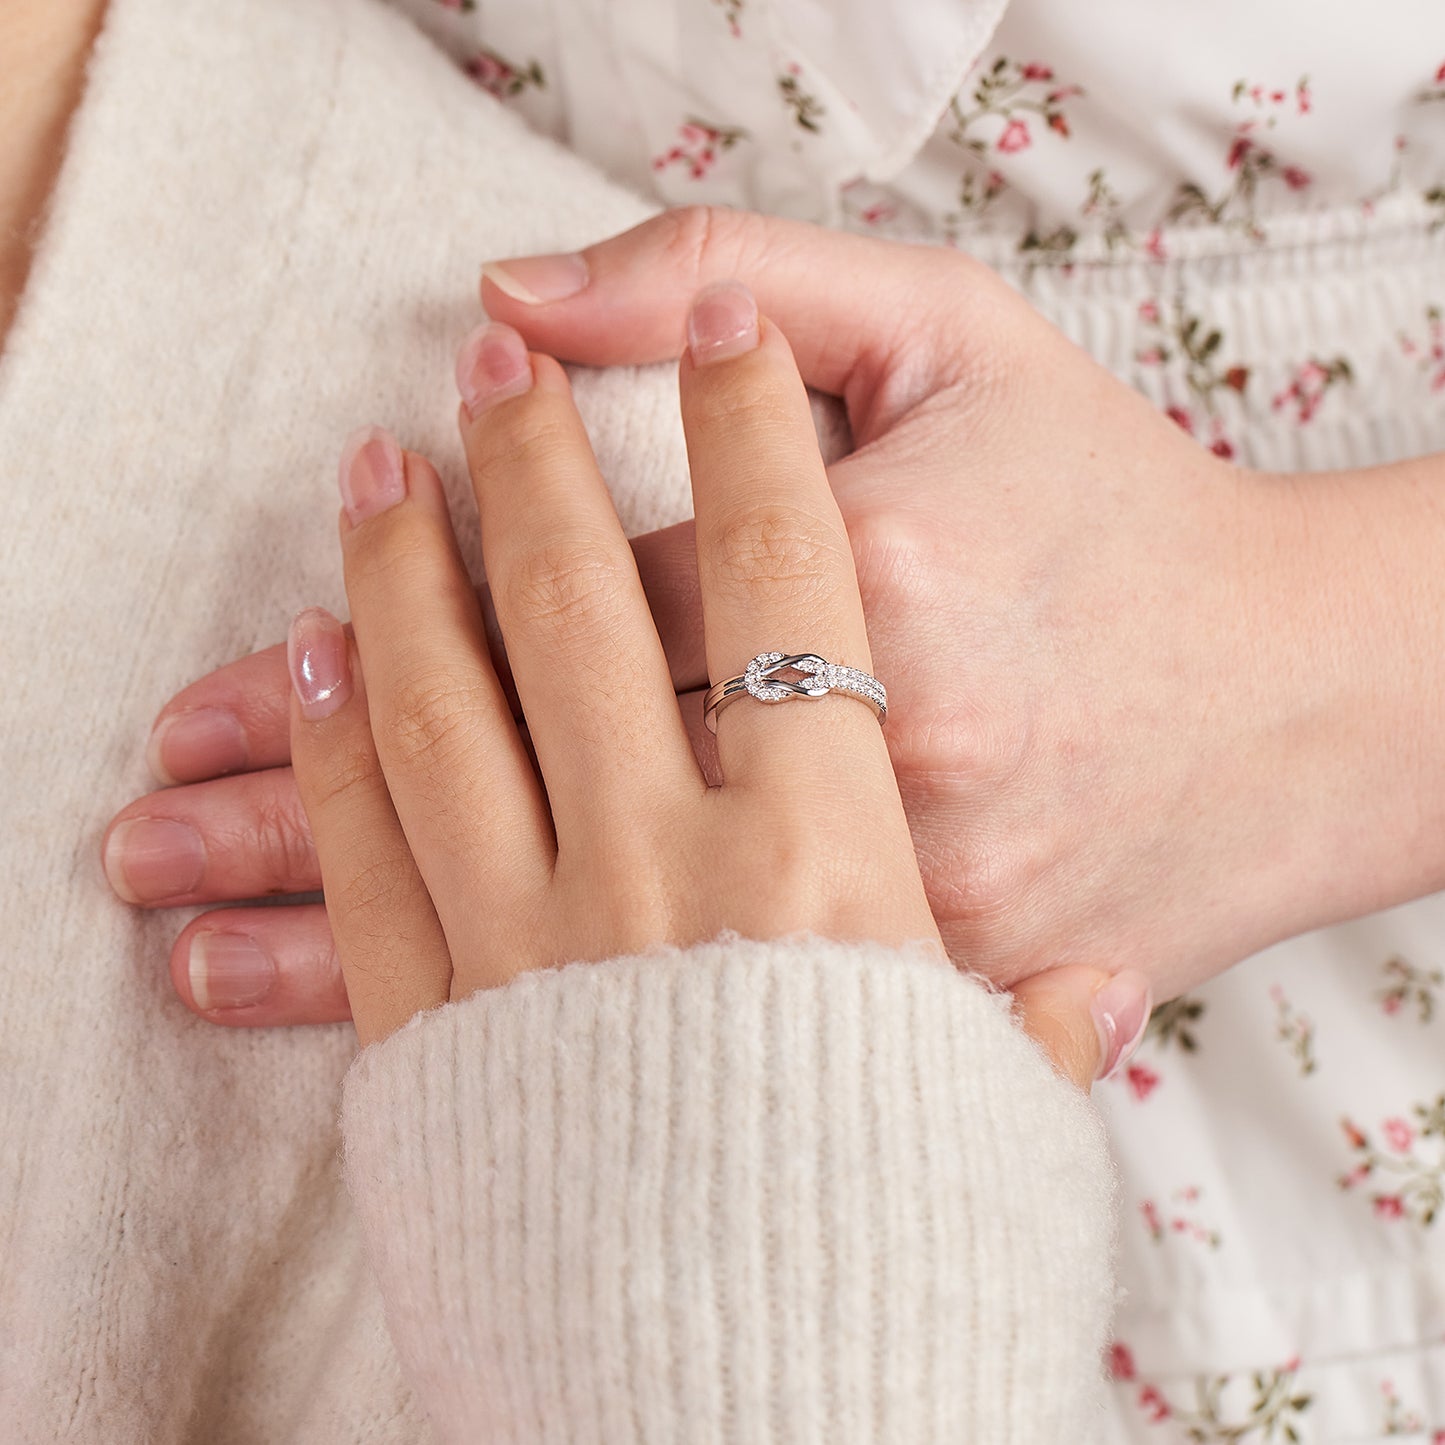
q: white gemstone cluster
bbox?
[742,652,887,719]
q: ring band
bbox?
[703,651,887,734]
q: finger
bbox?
[338,431,553,929]
[147,644,291,784]
[1009,967,1153,1092]
[288,607,451,1044]
[142,518,711,789]
[480,207,979,425]
[170,905,350,1027]
[680,283,880,783]
[677,687,721,787]
[455,323,702,838]
[102,769,319,907]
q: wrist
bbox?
[1238,454,1445,940]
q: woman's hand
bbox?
[114,209,1438,1025]
[278,285,1143,1081]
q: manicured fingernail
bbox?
[687,280,759,366]
[147,707,248,785]
[189,932,277,1011]
[338,425,406,524]
[456,322,533,417]
[482,253,589,305]
[287,607,352,721]
[104,818,206,903]
[1092,970,1153,1080]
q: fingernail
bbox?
[189,932,277,1011]
[104,818,206,904]
[687,280,759,366]
[338,425,406,524]
[1092,970,1153,1080]
[287,607,352,721]
[481,253,589,305]
[455,321,533,417]
[147,707,248,785]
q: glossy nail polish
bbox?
[104,818,206,904]
[687,280,760,366]
[1091,970,1153,1080]
[481,253,589,305]
[287,607,352,721]
[189,932,277,1011]
[338,425,406,524]
[455,322,533,417]
[147,707,248,785]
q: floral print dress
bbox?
[393,1,1445,1438]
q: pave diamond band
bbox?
[703,652,887,734]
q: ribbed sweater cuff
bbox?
[340,935,1116,1443]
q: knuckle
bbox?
[334,856,417,956]
[381,670,483,771]
[344,514,438,595]
[475,400,579,479]
[687,370,799,436]
[709,501,846,596]
[658,204,746,284]
[300,744,379,816]
[247,791,319,885]
[502,539,630,648]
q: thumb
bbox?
[478,207,982,428]
[1010,966,1153,1092]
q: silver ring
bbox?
[703,652,887,734]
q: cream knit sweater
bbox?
[0,0,1116,1439]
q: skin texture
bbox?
[0,0,109,350]
[283,290,1134,1090]
[113,208,1445,1035]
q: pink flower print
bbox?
[1272,356,1352,423]
[1138,1385,1172,1423]
[1342,1117,1369,1151]
[947,57,1083,160]
[1142,228,1167,261]
[1384,993,1403,1015]
[1210,437,1236,460]
[1125,1062,1160,1100]
[1400,306,1445,392]
[1227,136,1253,170]
[1375,1194,1406,1219]
[997,118,1031,154]
[1138,346,1166,367]
[1298,77,1313,113]
[1282,166,1312,190]
[1437,61,1445,84]
[465,47,545,99]
[1138,299,1160,324]
[1384,1117,1417,1153]
[653,118,749,180]
[1223,366,1250,393]
[1165,406,1194,434]
[1108,1342,1137,1381]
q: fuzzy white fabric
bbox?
[343,937,1117,1442]
[0,0,1115,1439]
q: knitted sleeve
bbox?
[339,935,1118,1443]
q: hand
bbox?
[272,284,1143,1086]
[114,208,1395,1024]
